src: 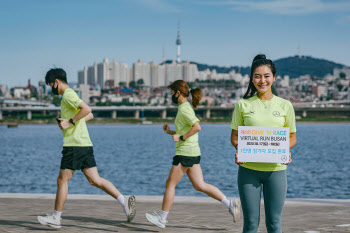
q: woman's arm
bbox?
[85,112,94,122]
[173,122,201,142]
[167,130,176,135]
[231,129,239,149]
[290,132,297,149]
[163,123,176,135]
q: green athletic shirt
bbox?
[230,95,296,171]
[61,88,93,147]
[175,102,201,157]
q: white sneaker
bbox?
[123,195,136,222]
[37,214,62,229]
[229,199,241,223]
[145,211,168,229]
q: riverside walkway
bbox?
[1,193,350,233]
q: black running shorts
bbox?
[60,147,97,171]
[172,155,201,167]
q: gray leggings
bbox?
[238,166,287,233]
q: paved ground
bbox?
[1,194,350,233]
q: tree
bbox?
[119,82,126,88]
[337,84,343,92]
[137,79,144,85]
[339,72,346,79]
[129,81,136,89]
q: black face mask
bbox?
[172,93,179,104]
[52,83,59,95]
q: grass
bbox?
[296,116,350,122]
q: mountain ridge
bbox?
[164,55,348,78]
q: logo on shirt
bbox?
[273,111,280,117]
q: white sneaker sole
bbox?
[37,216,62,229]
[127,195,136,222]
[145,213,166,229]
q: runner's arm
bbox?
[59,102,92,129]
[71,102,92,123]
[163,123,176,135]
[182,122,201,140]
[167,130,176,135]
[85,112,94,122]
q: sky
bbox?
[1,0,350,88]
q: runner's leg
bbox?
[54,169,75,212]
[187,164,225,201]
[83,166,121,198]
[162,164,188,212]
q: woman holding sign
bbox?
[230,54,297,233]
[146,80,241,229]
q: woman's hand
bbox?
[172,134,181,142]
[235,146,246,165]
[282,152,292,165]
[163,123,170,134]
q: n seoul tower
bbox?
[176,23,181,63]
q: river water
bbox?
[0,123,349,199]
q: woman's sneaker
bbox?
[37,214,62,229]
[145,211,167,228]
[123,195,136,222]
[229,199,241,223]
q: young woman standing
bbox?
[231,54,297,233]
[146,80,241,228]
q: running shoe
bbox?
[229,198,241,223]
[145,211,168,228]
[124,195,136,222]
[37,214,62,229]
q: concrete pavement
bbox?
[1,193,350,233]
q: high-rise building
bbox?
[158,65,166,87]
[150,62,158,87]
[133,59,151,86]
[80,58,248,89]
[87,65,95,86]
[96,58,110,89]
[78,70,85,85]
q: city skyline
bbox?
[1,0,350,88]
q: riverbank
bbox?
[1,193,350,233]
[1,116,350,125]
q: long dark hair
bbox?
[243,54,276,99]
[167,80,202,109]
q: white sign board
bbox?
[237,126,290,163]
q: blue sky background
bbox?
[1,0,350,88]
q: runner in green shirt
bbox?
[37,68,136,229]
[230,54,297,233]
[146,80,241,229]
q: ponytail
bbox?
[190,88,201,109]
